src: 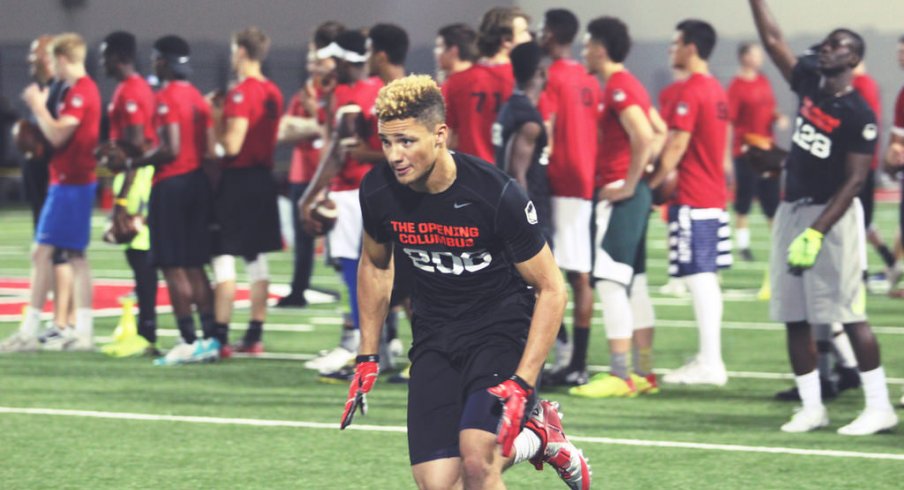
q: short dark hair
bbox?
[829,28,865,60]
[544,9,579,45]
[369,23,409,65]
[511,42,542,85]
[737,41,757,60]
[676,19,717,60]
[233,26,271,61]
[314,21,345,50]
[587,16,631,63]
[477,7,530,57]
[153,35,190,58]
[336,29,367,58]
[103,31,136,63]
[438,23,478,63]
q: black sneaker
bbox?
[774,378,838,402]
[836,365,861,392]
[740,248,755,262]
[275,293,308,308]
[543,367,590,387]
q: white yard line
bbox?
[0,406,902,461]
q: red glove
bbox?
[487,375,534,457]
[339,355,380,430]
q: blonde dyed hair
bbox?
[51,32,86,64]
[233,26,271,61]
[374,74,445,126]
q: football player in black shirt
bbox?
[494,41,552,243]
[341,75,590,490]
[750,0,898,435]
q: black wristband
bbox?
[511,374,534,393]
[356,354,379,363]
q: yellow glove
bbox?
[787,228,824,272]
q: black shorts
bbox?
[407,339,536,466]
[148,170,212,268]
[211,167,282,259]
[857,169,876,229]
[733,157,780,218]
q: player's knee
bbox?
[412,470,460,490]
[245,254,269,284]
[211,255,236,284]
[459,450,494,485]
[630,274,656,329]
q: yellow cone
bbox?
[112,299,137,343]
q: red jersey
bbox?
[108,74,157,147]
[50,76,100,185]
[286,87,327,184]
[853,73,881,169]
[538,58,601,199]
[658,80,684,119]
[153,81,212,184]
[331,76,383,191]
[726,73,775,157]
[597,70,652,187]
[223,77,283,169]
[893,85,904,137]
[667,73,729,208]
[444,62,514,162]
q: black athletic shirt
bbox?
[360,151,547,354]
[493,92,553,242]
[785,55,877,204]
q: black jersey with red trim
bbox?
[785,55,877,203]
[360,151,547,353]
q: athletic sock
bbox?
[138,319,157,344]
[816,340,834,381]
[633,346,653,377]
[569,327,590,371]
[75,308,93,337]
[512,428,542,465]
[877,245,896,268]
[556,323,568,343]
[860,366,893,411]
[831,323,858,368]
[736,227,751,250]
[685,273,723,366]
[214,323,229,345]
[245,320,263,343]
[177,316,197,344]
[795,370,823,410]
[199,312,215,339]
[20,307,42,336]
[610,352,629,380]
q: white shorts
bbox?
[327,189,363,260]
[769,199,867,324]
[552,196,592,273]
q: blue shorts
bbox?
[36,182,97,251]
[668,205,732,277]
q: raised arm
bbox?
[749,0,798,83]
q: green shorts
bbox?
[592,181,652,286]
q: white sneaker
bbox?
[837,408,899,436]
[781,406,829,433]
[887,262,903,291]
[40,326,74,351]
[550,338,572,372]
[662,358,728,386]
[0,331,39,353]
[303,346,355,372]
[64,334,95,352]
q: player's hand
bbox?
[787,227,824,274]
[598,183,634,203]
[21,83,48,110]
[487,375,534,457]
[340,355,380,430]
[96,142,129,171]
[886,142,904,173]
[299,199,323,236]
